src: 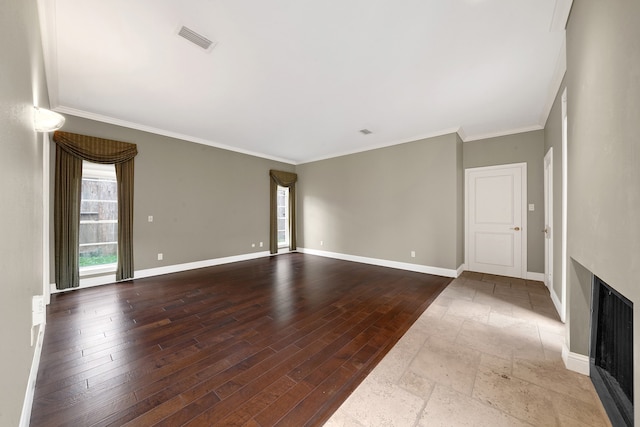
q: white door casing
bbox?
[465,163,527,278]
[544,148,553,290]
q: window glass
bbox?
[276,186,289,247]
[80,161,118,268]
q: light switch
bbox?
[528,204,535,211]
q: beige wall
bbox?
[565,1,640,412]
[543,76,566,306]
[297,133,462,271]
[0,0,48,424]
[463,130,545,273]
[51,115,294,276]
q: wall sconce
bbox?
[33,107,65,132]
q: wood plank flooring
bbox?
[30,253,450,426]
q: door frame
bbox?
[465,163,528,278]
[544,148,553,291]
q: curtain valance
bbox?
[269,170,297,187]
[53,131,138,164]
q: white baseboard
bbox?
[20,323,45,427]
[298,248,459,278]
[456,264,466,278]
[562,343,590,376]
[51,251,272,293]
[526,271,545,281]
[135,251,271,279]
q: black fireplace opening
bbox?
[590,275,634,427]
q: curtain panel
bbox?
[269,170,297,254]
[53,131,138,289]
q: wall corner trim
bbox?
[549,287,565,322]
[20,324,46,427]
[562,343,590,376]
[456,264,466,277]
[298,248,458,278]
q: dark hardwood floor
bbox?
[30,253,450,426]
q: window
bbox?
[79,161,117,271]
[276,185,289,247]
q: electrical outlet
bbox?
[252,243,256,248]
[157,253,163,261]
[320,240,324,246]
[148,215,153,222]
[259,242,263,247]
[411,251,416,258]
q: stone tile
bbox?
[526,281,551,295]
[445,299,491,323]
[323,409,366,427]
[338,376,426,427]
[457,316,543,361]
[418,384,531,427]
[530,292,557,309]
[509,277,527,288]
[475,291,532,312]
[512,357,596,403]
[511,305,564,334]
[439,285,476,301]
[494,283,531,301]
[479,352,513,375]
[531,303,562,320]
[412,312,465,341]
[539,328,565,355]
[409,336,481,395]
[398,370,435,400]
[482,274,513,284]
[472,363,558,426]
[487,310,529,329]
[461,278,495,292]
[461,271,483,281]
[472,293,516,316]
[455,320,515,360]
[550,389,611,427]
[558,413,612,427]
[431,294,454,309]
[421,305,446,321]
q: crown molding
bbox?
[54,106,297,165]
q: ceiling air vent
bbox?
[177,25,217,52]
[359,129,372,135]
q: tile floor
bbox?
[325,271,611,427]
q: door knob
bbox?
[512,227,520,231]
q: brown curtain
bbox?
[269,170,297,254]
[54,145,82,289]
[53,131,138,289]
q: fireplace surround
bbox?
[590,275,634,426]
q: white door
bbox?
[543,149,553,290]
[466,163,527,278]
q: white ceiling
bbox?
[39,0,570,164]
